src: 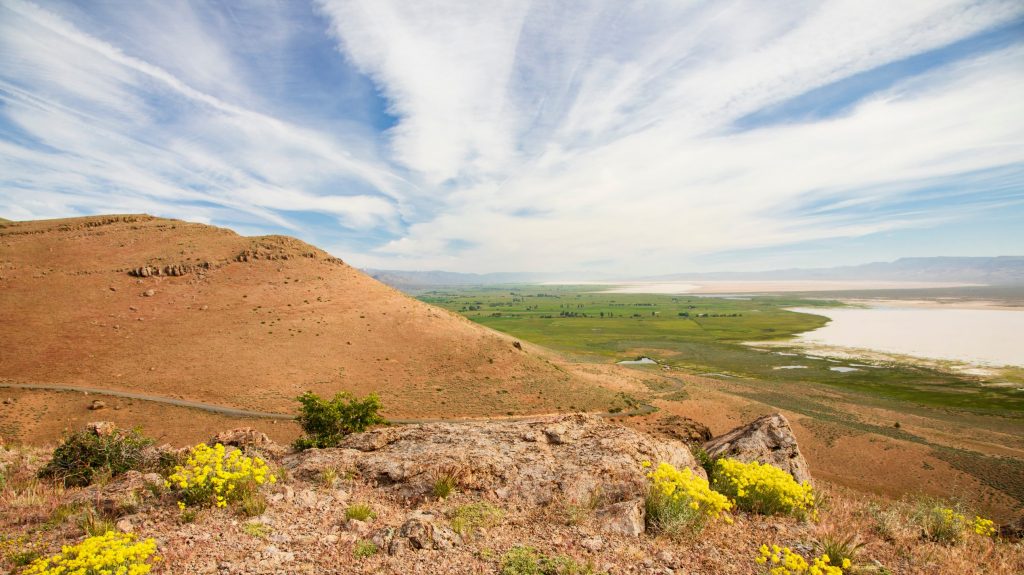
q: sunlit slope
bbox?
[0,215,613,418]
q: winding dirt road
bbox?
[0,382,657,424]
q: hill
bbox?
[0,215,618,443]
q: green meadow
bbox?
[420,285,1024,416]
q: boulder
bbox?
[652,415,712,445]
[69,470,164,516]
[595,499,645,537]
[703,413,811,483]
[88,400,106,411]
[283,414,703,505]
[209,428,285,457]
[86,421,117,436]
[397,511,461,551]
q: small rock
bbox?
[2,397,14,405]
[595,499,645,537]
[397,511,462,551]
[656,550,674,564]
[580,536,604,552]
[88,400,107,411]
[143,289,155,297]
[347,519,372,537]
[296,489,318,508]
[115,518,134,532]
[108,286,117,291]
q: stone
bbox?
[581,536,605,552]
[116,518,135,532]
[595,499,645,537]
[88,400,107,411]
[397,511,461,551]
[652,415,712,445]
[283,413,704,505]
[143,289,155,297]
[2,397,14,405]
[703,413,812,484]
[69,471,153,516]
[209,428,284,457]
[346,519,372,537]
[87,421,117,436]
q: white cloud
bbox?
[1,0,1022,273]
[0,0,405,232]
[317,0,1024,272]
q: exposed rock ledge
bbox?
[283,413,701,506]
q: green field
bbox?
[420,285,1024,416]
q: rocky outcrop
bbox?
[86,421,116,436]
[703,413,811,484]
[69,470,164,516]
[651,414,712,445]
[210,428,286,457]
[129,262,210,277]
[284,414,702,505]
[595,499,645,537]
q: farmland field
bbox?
[420,285,1024,415]
[420,284,1024,516]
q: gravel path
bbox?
[0,381,657,423]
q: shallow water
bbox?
[617,357,657,365]
[790,306,1024,367]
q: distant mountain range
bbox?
[366,256,1024,290]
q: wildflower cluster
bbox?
[23,531,158,575]
[971,515,996,537]
[712,458,816,519]
[165,443,275,509]
[644,461,733,530]
[756,544,848,575]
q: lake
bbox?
[789,305,1024,367]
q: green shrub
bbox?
[345,503,376,522]
[243,522,271,538]
[450,502,504,537]
[293,391,386,450]
[912,500,970,544]
[432,472,459,499]
[39,427,154,487]
[815,531,863,571]
[353,540,378,558]
[500,546,602,575]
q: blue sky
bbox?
[1,0,1022,274]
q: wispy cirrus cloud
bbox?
[0,0,405,236]
[317,0,1024,272]
[1,0,1022,273]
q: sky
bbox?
[1,0,1023,274]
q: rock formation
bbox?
[702,413,812,483]
[284,413,702,506]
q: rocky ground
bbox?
[1,414,1022,574]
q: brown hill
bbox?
[0,215,616,441]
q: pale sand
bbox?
[784,305,1024,368]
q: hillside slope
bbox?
[0,215,614,428]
